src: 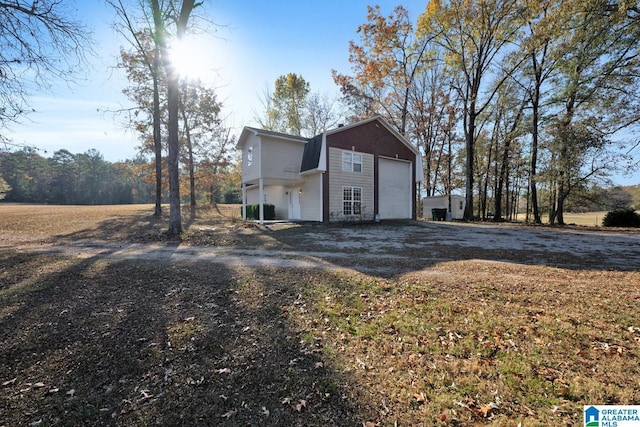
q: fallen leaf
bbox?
[261,406,270,417]
[215,368,231,374]
[2,378,17,387]
[413,392,426,404]
[33,382,46,388]
[294,399,307,412]
[477,404,493,418]
[66,389,75,397]
[438,410,448,422]
[315,362,324,369]
[139,390,152,399]
[282,397,292,405]
[221,409,237,419]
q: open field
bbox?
[1,204,639,426]
[515,211,610,227]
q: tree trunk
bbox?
[186,128,196,219]
[152,47,162,218]
[494,141,509,221]
[153,0,197,236]
[179,94,197,219]
[528,44,547,224]
[530,85,542,224]
[166,74,182,235]
[463,112,475,220]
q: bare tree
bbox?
[151,0,200,236]
[0,0,91,144]
[108,0,164,217]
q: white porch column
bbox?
[258,178,264,225]
[241,184,246,221]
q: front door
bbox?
[288,188,301,220]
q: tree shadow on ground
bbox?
[0,250,364,426]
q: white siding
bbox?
[242,134,261,183]
[245,185,287,219]
[328,148,374,220]
[261,136,305,182]
[268,186,288,219]
[300,173,323,221]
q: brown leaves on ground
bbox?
[1,205,639,426]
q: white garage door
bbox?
[379,158,412,219]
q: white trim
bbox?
[319,172,324,221]
[319,133,327,171]
[258,178,264,224]
[326,115,420,157]
[415,153,424,183]
[237,126,307,149]
[342,185,363,216]
[242,184,246,221]
[378,155,411,163]
[342,150,362,173]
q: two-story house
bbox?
[237,115,423,223]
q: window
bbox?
[343,186,362,216]
[342,151,362,173]
[247,147,253,166]
[459,200,463,210]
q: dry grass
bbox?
[515,211,637,227]
[1,204,639,426]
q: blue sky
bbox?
[7,0,640,185]
[10,0,426,162]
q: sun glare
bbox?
[168,36,213,82]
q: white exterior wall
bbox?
[422,195,465,220]
[328,147,374,220]
[300,173,323,221]
[245,185,287,219]
[245,186,259,205]
[241,134,261,183]
[269,186,288,219]
[261,136,305,182]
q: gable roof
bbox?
[326,115,420,156]
[236,126,307,149]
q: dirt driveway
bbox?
[6,220,639,274]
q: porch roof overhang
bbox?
[242,176,304,187]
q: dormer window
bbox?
[342,151,362,173]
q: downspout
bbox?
[259,178,264,225]
[241,184,246,221]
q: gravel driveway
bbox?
[7,221,639,275]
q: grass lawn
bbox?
[1,204,639,426]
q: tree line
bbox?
[0,147,240,205]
